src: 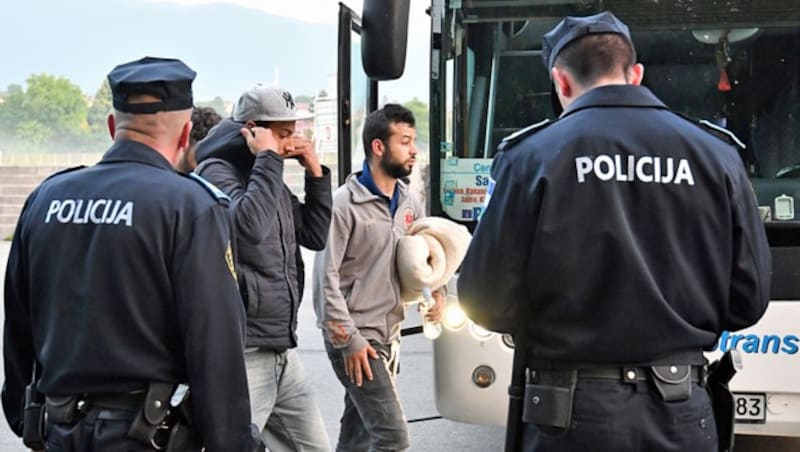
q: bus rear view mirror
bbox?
[691,28,759,44]
[362,0,409,80]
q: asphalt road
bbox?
[0,241,797,451]
[0,242,504,451]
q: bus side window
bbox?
[745,33,800,179]
[492,53,552,157]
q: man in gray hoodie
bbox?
[313,104,444,452]
[195,85,332,451]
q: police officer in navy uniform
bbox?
[458,12,771,452]
[3,57,263,451]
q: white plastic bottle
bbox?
[421,287,442,340]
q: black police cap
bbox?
[107,56,196,114]
[541,11,633,73]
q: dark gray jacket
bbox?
[195,119,332,351]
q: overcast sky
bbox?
[149,0,360,25]
[1,0,431,103]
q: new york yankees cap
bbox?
[232,84,313,122]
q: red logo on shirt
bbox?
[403,208,415,230]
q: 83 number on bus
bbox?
[734,393,766,423]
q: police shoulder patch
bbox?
[225,241,237,283]
[186,172,231,203]
[499,119,553,151]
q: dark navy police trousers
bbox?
[44,408,170,452]
[523,379,718,452]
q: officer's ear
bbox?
[107,113,116,140]
[178,121,193,152]
[629,63,645,86]
[551,67,573,100]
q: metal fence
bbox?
[0,152,103,167]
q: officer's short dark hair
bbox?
[362,103,416,158]
[555,33,636,87]
[190,107,222,145]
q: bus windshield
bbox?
[451,1,800,181]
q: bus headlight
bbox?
[472,365,496,388]
[443,303,467,330]
[502,334,515,349]
[470,323,493,340]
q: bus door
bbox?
[336,2,377,186]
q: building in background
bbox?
[314,94,338,167]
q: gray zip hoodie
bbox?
[313,172,424,355]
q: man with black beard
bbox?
[313,104,443,452]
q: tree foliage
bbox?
[15,120,51,147]
[25,74,87,135]
[87,79,112,134]
[0,74,89,145]
[0,72,340,155]
[0,84,26,133]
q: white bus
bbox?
[336,0,800,444]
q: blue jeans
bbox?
[523,379,717,452]
[325,340,409,452]
[246,348,330,452]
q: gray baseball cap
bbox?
[232,84,313,122]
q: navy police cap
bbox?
[542,11,633,74]
[107,56,196,114]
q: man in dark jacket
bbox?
[195,84,332,451]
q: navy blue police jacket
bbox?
[2,139,260,451]
[458,85,771,368]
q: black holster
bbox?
[522,369,577,430]
[22,383,46,450]
[127,382,201,451]
[45,395,80,424]
[650,365,693,402]
[706,350,742,452]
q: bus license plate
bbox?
[734,393,766,423]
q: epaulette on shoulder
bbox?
[187,172,231,203]
[697,119,746,150]
[674,112,746,150]
[499,119,553,151]
[42,165,86,182]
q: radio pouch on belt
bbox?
[650,365,692,402]
[128,382,175,449]
[522,370,577,429]
[45,395,80,424]
[22,381,46,450]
